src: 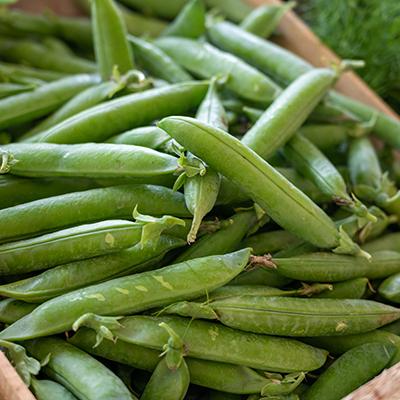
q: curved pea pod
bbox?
[35,81,208,144]
[0,298,37,324]
[0,219,145,276]
[230,268,292,288]
[159,116,364,256]
[31,378,78,400]
[303,343,395,400]
[0,184,190,243]
[2,143,179,179]
[272,250,400,282]
[128,35,192,83]
[69,328,277,395]
[378,273,400,303]
[155,38,280,104]
[164,296,400,336]
[362,232,400,253]
[25,338,134,400]
[107,315,328,372]
[107,126,171,149]
[0,249,251,341]
[240,2,295,38]
[241,67,340,160]
[0,74,99,130]
[0,235,185,303]
[92,0,133,80]
[162,0,205,39]
[314,278,369,299]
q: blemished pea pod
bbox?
[0,235,185,303]
[1,143,179,179]
[230,268,292,288]
[31,378,78,400]
[0,74,99,130]
[92,0,133,80]
[155,37,280,104]
[25,338,135,400]
[102,315,328,372]
[69,328,276,395]
[362,232,400,253]
[128,35,192,83]
[314,278,369,299]
[378,273,400,303]
[163,296,400,336]
[240,2,294,38]
[35,81,208,143]
[241,67,342,160]
[0,219,146,276]
[162,0,205,39]
[0,298,37,324]
[0,37,97,74]
[0,249,251,341]
[0,184,190,243]
[272,251,400,282]
[158,116,364,255]
[302,343,395,400]
[175,211,257,262]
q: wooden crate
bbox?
[1,1,399,399]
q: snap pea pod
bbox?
[204,0,253,22]
[25,338,134,400]
[0,235,185,303]
[378,273,400,303]
[0,74,99,130]
[0,61,66,83]
[0,298,37,324]
[230,268,292,288]
[241,67,341,160]
[163,296,400,336]
[102,315,327,372]
[362,232,400,253]
[0,249,251,341]
[0,82,35,98]
[240,2,295,38]
[184,80,226,242]
[0,219,145,276]
[298,124,350,151]
[92,0,133,80]
[314,278,369,299]
[117,0,186,19]
[69,328,277,395]
[272,251,400,282]
[159,116,363,255]
[31,378,78,400]
[2,143,179,179]
[302,343,395,400]
[155,38,280,104]
[175,211,257,262]
[162,0,205,39]
[0,37,96,74]
[36,81,208,143]
[42,37,74,56]
[128,35,192,83]
[0,184,189,243]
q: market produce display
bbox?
[0,0,400,399]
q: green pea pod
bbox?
[36,81,208,143]
[0,61,66,83]
[0,82,35,98]
[378,273,400,303]
[117,0,186,19]
[314,278,368,299]
[240,2,295,38]
[162,0,205,39]
[92,0,134,80]
[0,74,99,130]
[42,37,74,56]
[298,124,349,151]
[159,116,364,256]
[0,298,37,324]
[2,143,179,178]
[31,378,78,400]
[69,328,278,395]
[156,38,280,104]
[162,296,400,336]
[0,235,185,303]
[230,268,292,288]
[272,250,400,282]
[0,249,251,341]
[205,0,253,22]
[128,35,192,83]
[25,338,134,400]
[381,320,400,336]
[362,232,400,253]
[102,315,327,372]
[303,343,395,400]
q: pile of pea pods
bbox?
[0,0,400,399]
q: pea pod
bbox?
[381,320,400,335]
[0,248,251,341]
[0,298,37,324]
[0,74,99,130]
[0,61,66,83]
[204,0,253,22]
[362,232,400,253]
[25,338,134,400]
[297,124,348,151]
[314,278,369,299]
[302,343,395,400]
[36,81,208,143]
[159,116,364,255]
[0,82,35,98]
[155,37,280,104]
[117,0,186,19]
[230,268,292,288]
[378,273,400,303]
[31,378,78,400]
